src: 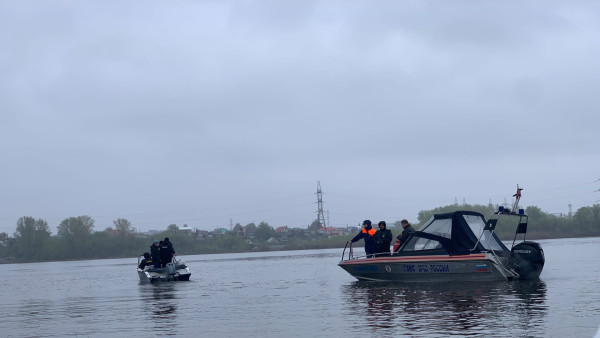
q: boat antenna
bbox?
[511,184,523,213]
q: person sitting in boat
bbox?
[138,252,153,269]
[150,240,161,268]
[160,237,176,267]
[393,219,415,252]
[348,220,377,257]
[374,221,393,256]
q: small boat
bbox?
[137,256,191,283]
[339,187,545,282]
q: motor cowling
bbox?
[510,241,545,280]
[166,262,177,275]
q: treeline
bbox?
[1,203,599,263]
[0,215,356,263]
[417,203,600,239]
[0,216,148,262]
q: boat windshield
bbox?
[463,214,505,251]
[403,236,444,251]
[420,217,452,239]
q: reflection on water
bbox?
[341,280,547,336]
[138,283,178,333]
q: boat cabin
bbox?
[396,211,510,256]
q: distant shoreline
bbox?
[2,234,598,265]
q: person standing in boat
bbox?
[348,220,377,257]
[374,221,393,256]
[394,219,415,252]
[150,240,161,268]
[160,237,176,267]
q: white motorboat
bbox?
[137,256,191,283]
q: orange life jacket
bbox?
[362,228,376,236]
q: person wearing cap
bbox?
[374,221,393,256]
[150,240,161,268]
[394,219,415,252]
[348,220,377,257]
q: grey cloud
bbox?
[0,1,598,233]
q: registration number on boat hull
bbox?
[402,264,450,273]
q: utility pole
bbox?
[568,204,572,218]
[316,181,327,234]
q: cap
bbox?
[363,220,371,226]
[153,239,159,243]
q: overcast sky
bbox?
[1,1,599,234]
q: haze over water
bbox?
[1,237,599,337]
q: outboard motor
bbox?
[510,241,545,280]
[166,262,177,275]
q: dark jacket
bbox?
[374,227,393,254]
[138,258,153,270]
[351,225,376,256]
[160,239,175,263]
[150,244,161,268]
[396,224,416,246]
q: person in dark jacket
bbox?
[348,220,377,257]
[138,252,153,269]
[374,221,393,256]
[150,240,161,268]
[160,237,176,267]
[394,219,416,252]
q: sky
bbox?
[1,1,599,235]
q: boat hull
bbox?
[338,254,510,282]
[137,267,192,283]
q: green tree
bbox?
[57,216,95,258]
[245,223,257,231]
[308,219,321,231]
[57,216,95,240]
[113,218,135,237]
[167,224,179,232]
[573,204,600,236]
[0,232,8,247]
[13,216,51,260]
[255,222,275,241]
[417,203,495,224]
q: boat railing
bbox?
[342,242,388,261]
[341,241,354,261]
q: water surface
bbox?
[1,237,599,337]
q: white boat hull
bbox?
[137,262,191,283]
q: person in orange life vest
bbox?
[348,220,377,257]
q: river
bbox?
[1,237,599,337]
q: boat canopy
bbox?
[400,211,509,255]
